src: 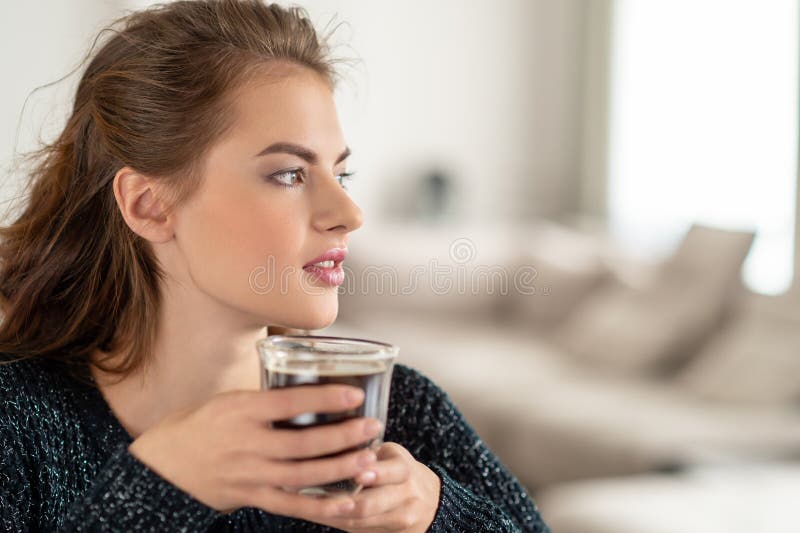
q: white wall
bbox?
[578,0,612,218]
[297,0,587,223]
[0,0,128,220]
[7,0,587,225]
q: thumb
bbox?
[376,442,413,461]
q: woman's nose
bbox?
[310,173,364,233]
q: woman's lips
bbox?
[302,263,345,286]
[303,248,347,268]
[302,247,347,287]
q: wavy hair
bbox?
[0,0,340,385]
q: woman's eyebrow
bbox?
[254,142,351,165]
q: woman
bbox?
[0,1,549,531]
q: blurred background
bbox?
[2,1,799,531]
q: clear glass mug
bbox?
[256,335,399,497]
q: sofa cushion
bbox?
[549,224,754,375]
[324,311,800,489]
[537,462,800,533]
[678,310,800,405]
[337,222,517,321]
[550,280,725,375]
[500,237,612,330]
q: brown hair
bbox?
[0,0,341,386]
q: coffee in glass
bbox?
[256,335,398,496]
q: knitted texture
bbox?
[0,355,549,532]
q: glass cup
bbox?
[256,334,399,497]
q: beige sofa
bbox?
[320,220,800,494]
[535,459,800,533]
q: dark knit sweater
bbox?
[0,355,549,532]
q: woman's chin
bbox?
[275,306,339,332]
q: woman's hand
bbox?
[127,385,382,522]
[317,442,442,533]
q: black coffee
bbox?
[265,360,389,494]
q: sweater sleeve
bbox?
[0,359,224,532]
[61,441,222,532]
[388,365,549,533]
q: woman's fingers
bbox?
[268,417,383,460]
[354,453,410,487]
[246,485,357,523]
[271,448,378,487]
[322,445,442,532]
[242,385,364,423]
[338,495,421,531]
[350,484,411,518]
[376,442,413,461]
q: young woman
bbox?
[0,1,549,531]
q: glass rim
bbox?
[256,334,399,360]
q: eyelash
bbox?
[268,168,355,191]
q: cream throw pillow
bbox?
[551,224,755,375]
[678,311,800,405]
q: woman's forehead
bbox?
[223,67,344,154]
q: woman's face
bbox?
[169,63,363,330]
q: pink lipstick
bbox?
[303,248,347,286]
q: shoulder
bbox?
[0,353,41,392]
[0,355,38,435]
[385,363,477,459]
[388,363,455,414]
[0,353,65,389]
[0,355,49,406]
[0,353,85,390]
[0,355,76,430]
[391,363,446,396]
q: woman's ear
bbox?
[112,166,175,243]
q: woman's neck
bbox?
[90,276,269,439]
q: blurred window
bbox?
[607,0,799,295]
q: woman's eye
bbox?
[337,172,355,191]
[269,169,303,188]
[267,169,355,190]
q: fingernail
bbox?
[364,419,382,436]
[338,501,355,514]
[360,470,376,483]
[358,452,376,468]
[346,388,364,404]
